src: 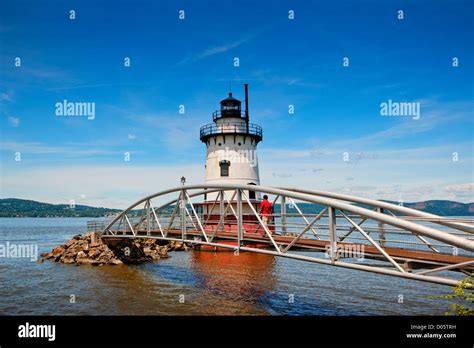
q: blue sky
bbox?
[1,0,473,208]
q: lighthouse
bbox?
[193,84,272,248]
[199,84,263,201]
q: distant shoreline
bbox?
[0,216,114,218]
[0,198,122,218]
[1,198,473,218]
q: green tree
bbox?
[434,273,473,316]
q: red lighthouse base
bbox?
[193,210,275,251]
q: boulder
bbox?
[41,252,55,259]
[62,257,76,264]
[52,246,64,255]
[73,246,83,253]
[65,239,76,248]
[98,252,113,263]
[77,257,100,266]
[88,250,101,259]
[158,248,169,258]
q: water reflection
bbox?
[189,250,277,314]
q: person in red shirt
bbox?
[259,195,273,231]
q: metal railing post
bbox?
[146,200,151,236]
[181,190,186,240]
[329,207,337,263]
[219,190,224,232]
[237,189,243,251]
[281,196,287,235]
[377,207,386,247]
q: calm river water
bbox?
[0,218,461,315]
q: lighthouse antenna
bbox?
[244,83,249,132]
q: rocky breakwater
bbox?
[40,232,191,266]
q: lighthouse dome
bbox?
[220,92,241,109]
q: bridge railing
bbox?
[99,184,474,287]
[87,220,113,235]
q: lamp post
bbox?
[180,176,186,239]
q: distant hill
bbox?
[0,198,122,218]
[0,198,472,217]
[381,200,474,216]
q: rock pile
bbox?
[40,233,191,266]
[167,240,191,252]
[40,232,124,266]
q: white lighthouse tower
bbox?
[199,84,263,201]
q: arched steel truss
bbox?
[97,184,474,287]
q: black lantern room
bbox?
[201,84,262,143]
[219,92,242,118]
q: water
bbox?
[0,218,462,315]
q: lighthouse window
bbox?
[219,160,230,177]
[238,142,242,146]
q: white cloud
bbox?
[130,113,202,149]
[177,35,256,65]
[0,141,123,155]
[1,91,13,102]
[444,183,474,201]
[1,164,204,209]
[334,100,473,147]
[258,142,473,203]
[7,116,19,127]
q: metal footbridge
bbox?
[89,184,474,287]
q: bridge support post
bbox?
[146,200,151,236]
[219,190,224,232]
[181,190,186,240]
[377,207,386,247]
[281,196,287,235]
[237,189,243,251]
[328,207,337,263]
